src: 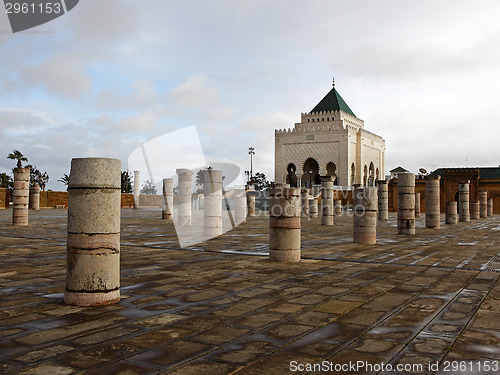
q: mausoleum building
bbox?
[275,82,385,188]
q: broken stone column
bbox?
[334,199,342,216]
[415,193,421,217]
[301,189,309,218]
[425,175,441,228]
[204,169,223,236]
[162,178,174,220]
[479,190,488,218]
[269,187,301,262]
[133,170,140,209]
[309,197,318,218]
[235,189,247,223]
[12,167,30,226]
[377,180,389,220]
[397,173,415,235]
[65,158,121,306]
[321,178,334,226]
[246,189,256,217]
[31,184,40,211]
[488,198,494,216]
[176,169,193,226]
[459,181,470,222]
[445,201,458,224]
[353,187,378,244]
[470,201,480,220]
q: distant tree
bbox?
[195,169,205,192]
[27,165,49,189]
[58,174,70,190]
[0,172,13,200]
[140,180,157,195]
[252,172,274,191]
[121,171,132,193]
[39,172,49,191]
[7,150,28,168]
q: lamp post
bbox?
[248,147,255,181]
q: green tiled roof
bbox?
[310,86,356,117]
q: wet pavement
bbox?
[0,208,499,374]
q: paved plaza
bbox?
[0,208,500,374]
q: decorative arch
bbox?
[369,162,375,186]
[326,162,338,185]
[363,165,368,186]
[351,163,356,186]
[302,157,321,188]
[286,163,297,187]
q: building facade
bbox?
[275,82,385,188]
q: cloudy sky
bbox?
[1,0,500,190]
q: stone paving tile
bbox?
[0,209,500,374]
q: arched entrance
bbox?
[369,162,375,186]
[326,162,338,185]
[286,163,297,187]
[351,163,355,185]
[302,158,320,188]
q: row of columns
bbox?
[63,160,497,306]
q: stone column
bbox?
[246,189,256,217]
[301,189,309,218]
[479,190,488,218]
[235,189,247,223]
[204,169,223,236]
[459,181,470,222]
[12,167,30,226]
[470,201,480,220]
[64,158,121,306]
[295,172,302,189]
[353,187,378,244]
[425,175,441,228]
[488,198,494,216]
[309,197,318,218]
[321,178,334,226]
[377,180,389,220]
[445,201,458,224]
[162,178,174,220]
[133,170,140,209]
[176,169,193,226]
[334,199,342,216]
[397,173,415,235]
[415,193,421,217]
[269,187,301,262]
[31,184,40,211]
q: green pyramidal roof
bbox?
[310,86,356,117]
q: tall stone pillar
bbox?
[176,169,193,226]
[203,169,223,237]
[13,167,30,226]
[397,173,415,235]
[415,193,421,217]
[31,184,40,211]
[64,158,121,306]
[459,181,470,222]
[353,187,378,244]
[309,197,318,218]
[377,180,389,221]
[269,187,301,262]
[334,199,342,216]
[246,190,256,217]
[295,172,302,189]
[479,190,488,218]
[425,175,441,228]
[133,170,140,209]
[162,178,174,220]
[321,178,334,226]
[235,189,247,224]
[445,202,458,224]
[301,189,309,218]
[470,202,480,220]
[487,198,494,216]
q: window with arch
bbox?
[363,165,368,186]
[351,163,355,185]
[286,163,297,187]
[326,162,338,185]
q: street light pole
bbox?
[248,147,255,181]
